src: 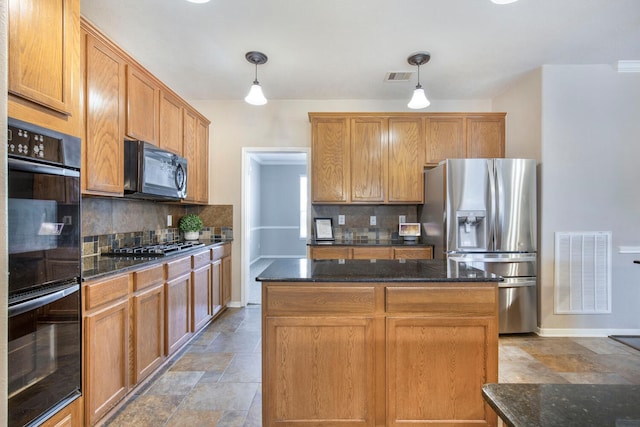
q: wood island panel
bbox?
[262,280,498,427]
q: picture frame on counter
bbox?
[314,217,334,241]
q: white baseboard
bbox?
[537,327,640,337]
[250,255,305,265]
[227,301,244,308]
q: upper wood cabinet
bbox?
[8,0,82,136]
[126,64,159,144]
[388,116,424,202]
[80,19,210,201]
[424,113,505,166]
[159,90,184,156]
[182,108,210,204]
[311,117,350,203]
[466,114,505,159]
[351,117,386,203]
[310,113,424,204]
[82,25,126,196]
[8,0,74,115]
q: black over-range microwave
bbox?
[124,140,188,200]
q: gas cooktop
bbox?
[105,241,205,256]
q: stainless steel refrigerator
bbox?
[420,158,537,333]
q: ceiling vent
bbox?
[384,71,413,82]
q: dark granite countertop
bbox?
[82,238,232,281]
[256,258,501,283]
[482,383,640,427]
[308,238,431,247]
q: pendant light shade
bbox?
[244,51,268,106]
[407,52,431,109]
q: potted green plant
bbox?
[179,214,203,241]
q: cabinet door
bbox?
[39,396,82,427]
[264,316,376,426]
[159,90,184,155]
[196,118,210,204]
[388,117,424,203]
[351,117,386,203]
[309,246,351,260]
[8,0,74,115]
[466,115,505,159]
[182,108,198,203]
[126,64,159,144]
[84,299,129,426]
[222,255,232,306]
[192,263,213,331]
[311,117,350,203]
[393,247,433,260]
[132,283,165,385]
[83,31,126,195]
[424,116,465,166]
[387,316,497,427]
[211,259,223,316]
[165,273,192,355]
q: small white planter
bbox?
[184,231,200,241]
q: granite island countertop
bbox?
[256,258,501,283]
[482,383,640,427]
[82,238,232,281]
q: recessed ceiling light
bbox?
[185,0,210,3]
[491,0,519,4]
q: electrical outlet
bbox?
[167,215,172,226]
[399,215,406,223]
[338,215,345,225]
[370,216,376,226]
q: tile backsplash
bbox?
[311,204,418,241]
[82,197,233,258]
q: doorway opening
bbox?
[241,148,310,305]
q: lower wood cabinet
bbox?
[83,243,232,425]
[262,283,498,427]
[83,274,130,426]
[192,250,213,331]
[132,265,165,385]
[165,257,193,355]
[39,396,83,427]
[310,245,433,260]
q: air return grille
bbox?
[554,231,611,314]
[384,71,413,82]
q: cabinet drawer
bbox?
[133,264,164,292]
[211,243,231,260]
[84,274,130,311]
[386,286,497,316]
[192,249,211,269]
[266,286,376,315]
[310,246,351,259]
[165,256,192,279]
[352,247,392,259]
[393,247,433,260]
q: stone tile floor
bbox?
[104,306,640,426]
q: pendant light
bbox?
[407,52,431,109]
[244,51,268,106]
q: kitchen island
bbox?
[257,258,501,427]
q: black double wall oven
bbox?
[7,118,82,426]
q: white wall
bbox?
[540,65,640,334]
[190,99,491,304]
[495,65,640,335]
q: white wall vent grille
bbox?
[554,231,612,314]
[384,71,413,82]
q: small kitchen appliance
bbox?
[124,140,188,200]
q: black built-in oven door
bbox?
[8,158,80,299]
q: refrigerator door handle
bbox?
[487,160,497,250]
